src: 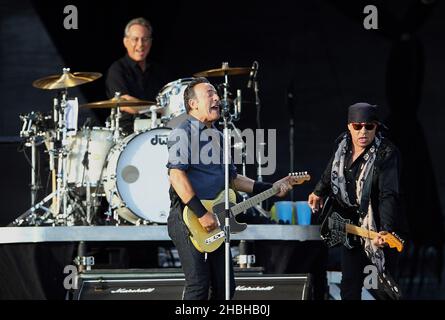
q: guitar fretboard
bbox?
[231,185,281,216]
[345,224,379,239]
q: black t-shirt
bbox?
[105,54,168,134]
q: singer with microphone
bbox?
[166,77,295,300]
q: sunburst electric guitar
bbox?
[183,172,311,253]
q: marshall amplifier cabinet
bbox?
[73,269,185,300]
[233,274,312,300]
[73,269,312,300]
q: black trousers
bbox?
[340,246,399,300]
[167,204,235,300]
[340,246,369,300]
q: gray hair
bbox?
[184,77,210,113]
[124,17,153,37]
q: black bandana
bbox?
[348,102,379,123]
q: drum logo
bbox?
[151,134,168,146]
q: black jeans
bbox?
[167,201,235,300]
[340,246,399,300]
[340,246,369,300]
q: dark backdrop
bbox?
[1,0,444,297]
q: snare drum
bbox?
[66,127,113,187]
[157,78,194,128]
[103,127,171,224]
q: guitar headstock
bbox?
[288,172,311,185]
[382,233,404,252]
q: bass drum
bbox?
[103,128,171,224]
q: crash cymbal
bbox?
[32,69,102,90]
[194,66,250,77]
[80,97,156,109]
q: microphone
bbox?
[219,99,231,118]
[247,61,258,89]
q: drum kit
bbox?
[14,62,254,227]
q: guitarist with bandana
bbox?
[308,103,408,300]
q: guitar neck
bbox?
[231,185,281,216]
[345,224,379,240]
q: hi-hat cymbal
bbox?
[33,70,102,90]
[194,66,250,77]
[80,97,157,109]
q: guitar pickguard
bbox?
[323,211,354,249]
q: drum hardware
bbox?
[149,105,161,129]
[29,136,41,206]
[53,87,74,223]
[80,92,157,141]
[11,191,57,226]
[19,112,52,206]
[233,89,242,121]
[82,125,93,224]
[16,68,102,226]
[133,105,164,132]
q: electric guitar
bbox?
[183,172,311,253]
[319,196,404,252]
[319,196,405,299]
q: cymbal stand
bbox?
[30,136,40,206]
[82,126,93,225]
[13,86,72,226]
[53,88,71,224]
[19,112,43,207]
[110,92,122,142]
[232,89,241,122]
[150,105,158,129]
[52,76,82,225]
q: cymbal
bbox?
[80,97,157,109]
[194,66,250,77]
[33,71,102,90]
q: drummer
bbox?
[105,17,169,134]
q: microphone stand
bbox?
[252,66,265,208]
[287,90,295,201]
[254,76,261,131]
[221,76,232,301]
